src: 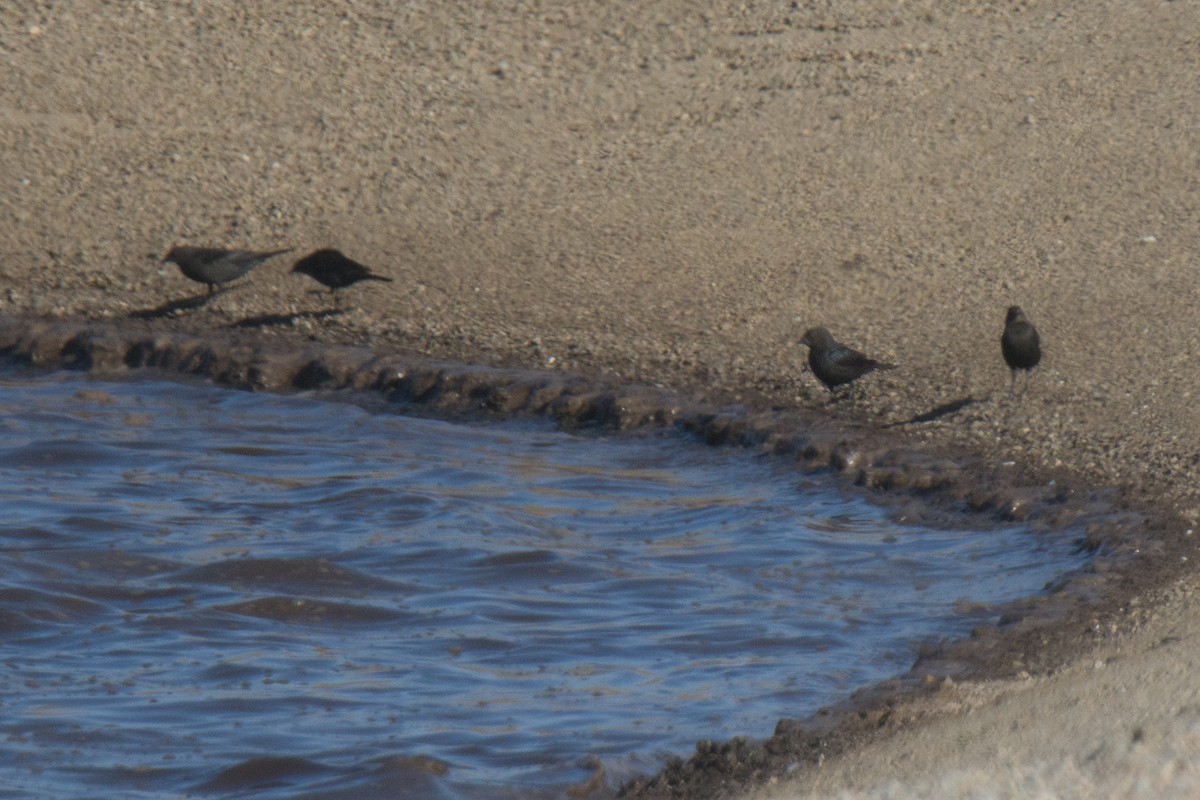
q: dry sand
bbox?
[3,2,1200,797]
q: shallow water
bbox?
[0,370,1088,798]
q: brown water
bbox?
[0,370,1089,798]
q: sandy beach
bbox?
[4,2,1200,797]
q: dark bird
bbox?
[1001,305,1041,391]
[163,246,290,295]
[291,249,392,306]
[800,327,897,392]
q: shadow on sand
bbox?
[127,292,217,320]
[888,395,982,427]
[126,290,345,329]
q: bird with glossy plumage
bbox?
[799,327,896,392]
[1001,305,1041,391]
[291,248,392,307]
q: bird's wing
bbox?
[829,345,877,368]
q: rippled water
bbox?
[0,370,1088,798]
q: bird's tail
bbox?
[366,275,394,283]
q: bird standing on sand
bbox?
[800,327,897,392]
[163,246,290,296]
[1001,305,1041,391]
[291,249,392,307]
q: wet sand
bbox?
[3,3,1200,797]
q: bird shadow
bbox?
[887,395,982,427]
[230,309,347,329]
[127,292,220,320]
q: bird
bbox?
[799,327,896,392]
[290,249,392,306]
[163,246,290,295]
[1001,305,1041,391]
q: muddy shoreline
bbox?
[0,312,1187,799]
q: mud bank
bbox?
[0,313,1187,799]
